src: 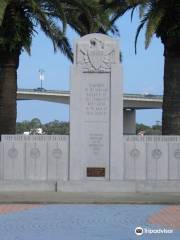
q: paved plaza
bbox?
[0,204,179,240]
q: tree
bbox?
[119,0,180,135]
[16,119,69,135]
[0,0,115,135]
[43,120,69,134]
[136,123,162,135]
[16,120,31,134]
[29,118,41,128]
[136,123,152,135]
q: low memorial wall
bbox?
[0,135,180,192]
[124,136,180,181]
[0,135,69,191]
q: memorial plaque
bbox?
[87,167,105,177]
[82,73,110,122]
[82,73,110,170]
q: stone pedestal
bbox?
[70,34,123,181]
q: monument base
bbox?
[0,180,179,193]
[0,180,56,192]
[57,180,180,193]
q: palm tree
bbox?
[111,0,180,135]
[0,0,115,135]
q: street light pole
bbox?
[39,69,45,89]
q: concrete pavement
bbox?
[0,204,179,240]
[0,192,180,204]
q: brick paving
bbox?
[149,205,180,229]
[0,204,41,214]
[0,204,179,240]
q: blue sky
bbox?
[17,11,163,126]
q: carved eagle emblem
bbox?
[78,38,115,72]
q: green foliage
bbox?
[16,120,31,134]
[136,123,162,135]
[130,0,180,51]
[43,120,69,135]
[16,119,69,135]
[16,119,162,135]
[108,0,180,52]
[0,0,9,26]
[16,118,42,134]
[0,0,116,60]
[99,0,131,29]
[29,118,42,129]
[64,0,120,36]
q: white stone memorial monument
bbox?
[0,33,180,194]
[70,33,123,181]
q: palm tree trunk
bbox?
[162,40,180,135]
[0,51,19,135]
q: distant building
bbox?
[23,131,30,135]
[23,128,43,135]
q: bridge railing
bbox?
[17,88,162,100]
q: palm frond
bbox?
[145,4,165,48]
[0,0,9,26]
[35,12,73,60]
[124,0,172,52]
[0,0,119,60]
[41,0,67,33]
[134,15,147,53]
